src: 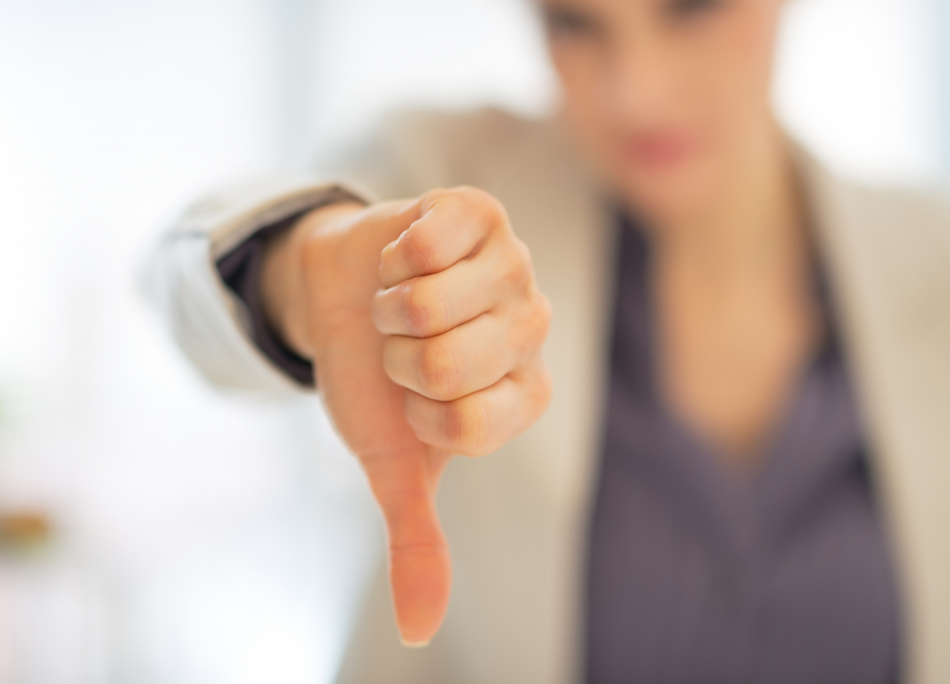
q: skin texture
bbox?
[262,0,816,647]
[261,190,551,646]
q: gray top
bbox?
[584,216,901,684]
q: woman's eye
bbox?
[666,0,723,18]
[544,6,600,38]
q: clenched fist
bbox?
[261,187,552,646]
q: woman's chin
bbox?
[620,177,715,227]
[603,152,709,218]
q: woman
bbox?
[147,0,950,682]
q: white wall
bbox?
[935,0,950,172]
[775,0,941,181]
[0,2,376,683]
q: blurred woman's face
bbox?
[543,0,785,224]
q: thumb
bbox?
[364,449,452,647]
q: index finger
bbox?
[379,187,505,289]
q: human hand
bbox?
[262,187,552,645]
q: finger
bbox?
[404,357,553,458]
[372,256,494,339]
[361,449,452,647]
[372,235,526,338]
[381,313,506,401]
[379,187,506,289]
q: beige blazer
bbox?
[147,108,950,684]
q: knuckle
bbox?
[444,398,490,456]
[420,187,451,206]
[455,186,507,227]
[501,238,533,287]
[536,364,553,413]
[531,292,553,344]
[418,340,459,400]
[512,294,551,358]
[516,362,553,426]
[401,227,441,274]
[404,282,445,336]
[515,238,534,270]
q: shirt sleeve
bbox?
[216,212,316,387]
[141,178,370,396]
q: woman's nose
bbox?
[603,34,679,122]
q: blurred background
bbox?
[0,0,946,681]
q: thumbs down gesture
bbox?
[261,187,552,646]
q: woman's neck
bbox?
[650,129,808,282]
[643,128,822,464]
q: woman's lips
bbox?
[622,132,697,168]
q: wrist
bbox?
[260,201,365,360]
